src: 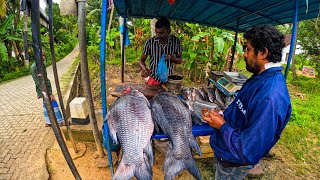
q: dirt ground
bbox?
[46,63,318,180]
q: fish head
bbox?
[180,87,191,100]
[123,86,132,95]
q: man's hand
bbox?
[165,54,175,62]
[202,108,226,130]
[141,68,150,77]
[50,95,55,101]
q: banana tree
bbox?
[180,22,242,82]
[0,15,23,62]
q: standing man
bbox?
[30,51,65,127]
[139,17,182,85]
[202,24,292,179]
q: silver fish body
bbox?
[198,87,209,101]
[107,90,154,180]
[214,88,226,109]
[206,86,216,103]
[151,92,202,180]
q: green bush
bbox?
[0,66,30,83]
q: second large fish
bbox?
[151,92,202,180]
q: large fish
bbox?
[107,88,154,180]
[151,92,202,180]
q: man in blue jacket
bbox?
[202,24,292,179]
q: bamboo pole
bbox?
[77,0,105,158]
[48,0,78,153]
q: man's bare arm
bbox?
[139,54,150,77]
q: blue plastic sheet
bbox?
[120,24,130,46]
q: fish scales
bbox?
[107,89,154,180]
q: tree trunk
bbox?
[13,1,23,62]
[13,41,23,61]
[150,18,157,37]
[5,41,12,59]
[291,55,298,80]
[107,4,114,36]
[23,12,29,66]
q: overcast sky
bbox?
[40,0,61,10]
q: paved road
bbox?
[0,45,79,180]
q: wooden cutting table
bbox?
[111,83,166,99]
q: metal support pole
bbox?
[48,0,78,153]
[77,0,105,158]
[99,0,114,176]
[30,1,81,179]
[229,18,239,72]
[121,17,127,83]
[284,0,298,79]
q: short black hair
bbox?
[155,17,171,31]
[244,24,284,63]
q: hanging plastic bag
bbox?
[156,54,169,83]
[43,99,64,125]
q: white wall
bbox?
[281,44,303,65]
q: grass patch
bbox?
[279,74,320,170]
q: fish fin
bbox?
[135,156,153,180]
[162,146,174,173]
[185,158,202,180]
[190,111,203,125]
[164,158,201,180]
[144,141,154,166]
[153,119,161,133]
[106,111,118,144]
[190,136,202,156]
[112,161,135,180]
[151,102,169,134]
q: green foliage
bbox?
[297,19,320,77]
[0,3,77,83]
[0,42,8,61]
[0,57,28,82]
[278,74,320,161]
[0,14,22,61]
[176,23,241,82]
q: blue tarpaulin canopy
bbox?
[114,0,320,32]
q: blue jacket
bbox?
[210,67,292,165]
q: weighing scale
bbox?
[216,77,242,93]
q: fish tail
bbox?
[185,158,201,180]
[162,147,174,173]
[113,159,152,180]
[164,157,201,180]
[144,141,154,166]
[135,155,153,180]
[112,161,134,180]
